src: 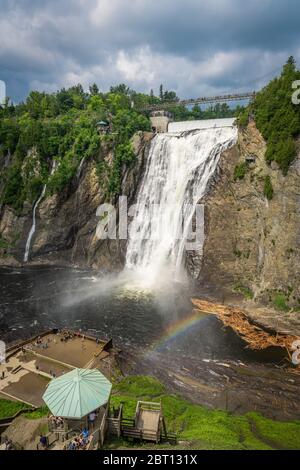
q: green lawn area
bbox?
[0,399,28,419]
[110,376,300,450]
[0,399,48,420]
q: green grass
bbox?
[0,399,49,420]
[247,412,300,450]
[234,162,247,181]
[273,293,290,312]
[110,376,300,450]
[24,406,49,420]
[0,236,10,249]
[233,283,254,300]
[263,175,274,200]
[0,399,29,419]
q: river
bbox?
[1,265,299,421]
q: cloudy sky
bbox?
[1,0,300,102]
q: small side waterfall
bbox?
[125,119,237,285]
[23,160,57,263]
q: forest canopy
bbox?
[0,83,242,212]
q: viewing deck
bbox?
[0,329,116,407]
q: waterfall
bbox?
[23,160,57,263]
[125,119,237,285]
[76,157,85,179]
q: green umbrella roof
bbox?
[42,368,112,419]
[96,120,109,126]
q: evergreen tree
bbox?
[159,84,164,101]
[89,83,99,96]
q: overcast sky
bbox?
[1,0,300,102]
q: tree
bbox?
[110,84,130,95]
[89,83,99,96]
[159,84,164,101]
[163,90,179,102]
[249,56,300,173]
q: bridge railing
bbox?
[138,92,256,112]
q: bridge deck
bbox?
[139,92,255,112]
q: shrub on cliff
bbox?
[243,57,300,174]
[263,175,274,200]
[234,162,247,180]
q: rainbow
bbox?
[147,309,207,354]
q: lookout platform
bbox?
[0,329,117,407]
[120,401,168,443]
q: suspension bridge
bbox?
[139,91,256,112]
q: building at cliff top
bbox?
[150,110,173,133]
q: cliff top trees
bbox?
[0,83,153,209]
[240,56,300,174]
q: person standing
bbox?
[39,435,47,449]
[88,411,96,429]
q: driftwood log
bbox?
[192,298,300,367]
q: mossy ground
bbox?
[0,399,28,419]
[0,399,49,421]
[108,376,300,450]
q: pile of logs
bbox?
[192,298,299,360]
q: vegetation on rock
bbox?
[0,84,151,211]
[109,376,300,450]
[263,175,274,200]
[234,162,247,180]
[239,57,300,174]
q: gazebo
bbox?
[43,368,112,434]
[96,120,110,134]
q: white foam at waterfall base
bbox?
[125,119,237,288]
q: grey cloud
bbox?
[0,0,299,102]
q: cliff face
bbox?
[193,121,300,322]
[0,132,152,268]
[0,122,299,322]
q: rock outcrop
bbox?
[190,121,300,324]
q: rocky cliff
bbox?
[0,132,152,269]
[0,121,299,326]
[190,121,300,332]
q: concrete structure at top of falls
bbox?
[125,118,237,284]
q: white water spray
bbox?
[125,118,237,285]
[24,160,57,263]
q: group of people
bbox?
[33,336,50,350]
[49,415,64,429]
[59,329,76,342]
[2,436,13,450]
[66,429,90,451]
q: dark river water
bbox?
[1,265,299,420]
[0,265,262,360]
